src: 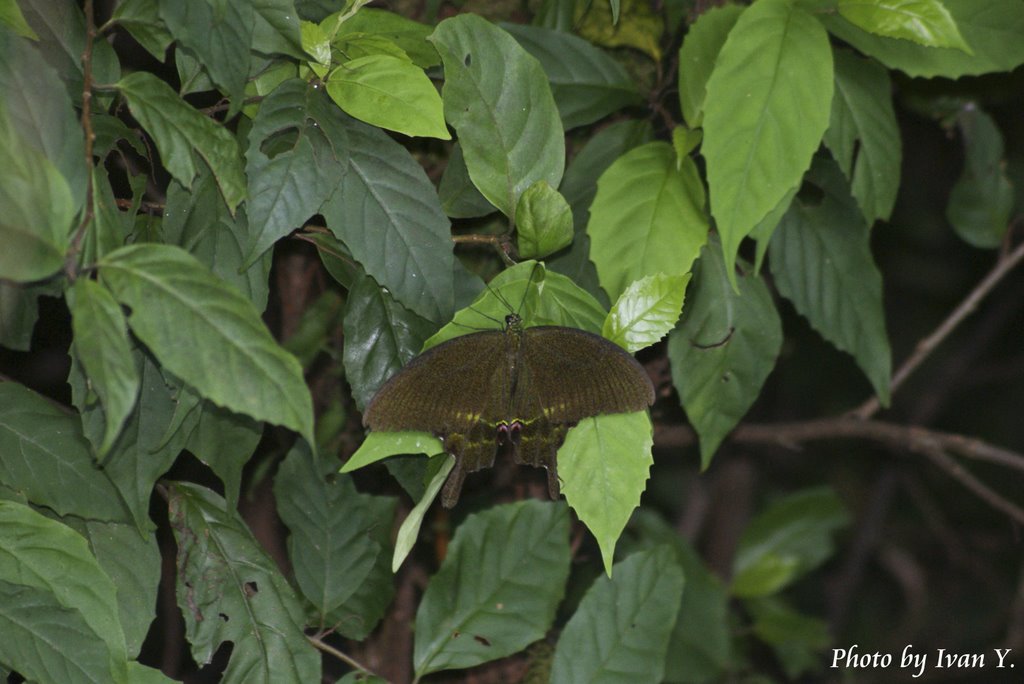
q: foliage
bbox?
[1,0,1023,682]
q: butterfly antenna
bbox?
[515,261,543,317]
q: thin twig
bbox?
[655,418,1024,524]
[853,239,1024,419]
[65,0,98,280]
[306,634,380,678]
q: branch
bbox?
[853,238,1024,419]
[64,0,98,280]
[655,418,1024,525]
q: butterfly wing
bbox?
[508,326,654,498]
[362,330,512,507]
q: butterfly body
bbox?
[363,313,654,507]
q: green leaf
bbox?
[429,14,564,218]
[588,141,708,302]
[413,500,571,677]
[821,0,1024,78]
[559,412,653,576]
[624,511,732,684]
[69,348,185,531]
[275,442,395,614]
[159,0,253,108]
[837,0,972,53]
[164,170,271,311]
[703,0,833,289]
[326,54,449,139]
[438,142,497,218]
[945,104,1013,248]
[769,158,892,404]
[112,0,173,60]
[745,596,830,679]
[677,3,744,129]
[343,431,446,473]
[550,546,685,683]
[0,579,120,684]
[823,49,901,224]
[750,186,799,274]
[668,241,782,468]
[603,273,689,353]
[251,0,306,59]
[117,71,246,211]
[0,105,73,282]
[321,115,456,323]
[68,280,140,457]
[501,22,642,130]
[0,0,38,39]
[0,26,86,208]
[0,501,128,681]
[515,181,574,258]
[343,273,436,411]
[731,487,849,597]
[83,521,161,658]
[553,119,654,300]
[0,281,44,351]
[392,454,453,572]
[98,244,315,445]
[0,383,129,521]
[168,482,321,683]
[243,79,349,265]
[333,8,439,68]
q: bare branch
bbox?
[65,0,98,280]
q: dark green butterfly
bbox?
[362,265,654,508]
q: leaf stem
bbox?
[65,0,98,281]
[306,634,380,677]
[853,236,1024,419]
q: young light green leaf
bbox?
[945,104,1013,248]
[168,482,321,683]
[429,14,564,218]
[731,487,849,597]
[603,272,689,353]
[0,383,129,522]
[824,49,901,223]
[669,242,783,468]
[501,22,642,130]
[769,158,892,404]
[0,579,120,684]
[244,79,349,266]
[515,181,574,259]
[326,54,449,139]
[559,412,653,576]
[159,0,252,108]
[301,19,331,74]
[550,546,685,684]
[342,273,436,411]
[413,500,571,677]
[68,279,140,457]
[275,442,395,614]
[821,0,1024,78]
[837,0,972,53]
[588,141,708,302]
[677,3,744,129]
[321,115,455,323]
[83,521,161,658]
[672,126,703,159]
[0,501,128,681]
[98,244,315,445]
[703,0,832,289]
[117,71,246,211]
[332,8,440,68]
[393,454,453,571]
[0,0,38,39]
[343,431,446,473]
